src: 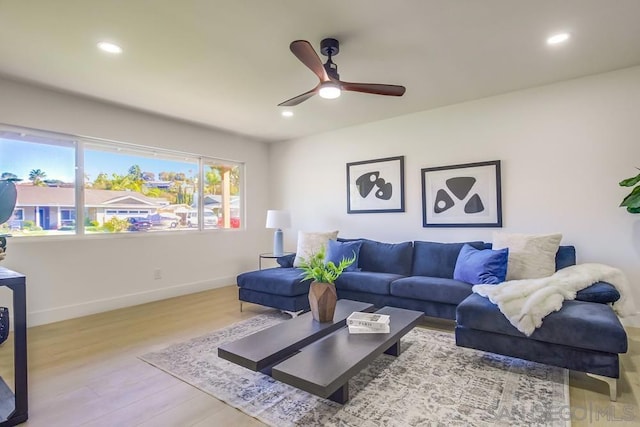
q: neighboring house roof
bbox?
[14,185,169,208]
[200,194,240,208]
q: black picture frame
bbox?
[421,160,502,227]
[347,156,405,214]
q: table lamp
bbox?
[265,210,291,257]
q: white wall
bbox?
[270,66,640,327]
[0,77,272,326]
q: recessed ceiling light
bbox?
[97,41,123,54]
[546,33,570,45]
[281,110,294,117]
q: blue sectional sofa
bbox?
[237,238,609,318]
[238,239,489,316]
[236,237,628,400]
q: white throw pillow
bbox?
[492,232,562,280]
[293,230,339,267]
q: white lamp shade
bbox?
[265,210,291,229]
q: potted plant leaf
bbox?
[620,168,640,214]
[0,179,18,262]
[298,245,356,322]
[0,178,18,345]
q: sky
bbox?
[0,138,199,183]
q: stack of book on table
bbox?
[347,312,390,334]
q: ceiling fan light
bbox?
[319,83,341,99]
[546,33,570,45]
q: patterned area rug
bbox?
[140,312,570,426]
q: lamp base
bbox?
[273,229,284,257]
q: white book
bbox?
[347,312,390,330]
[348,324,390,334]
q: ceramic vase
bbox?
[308,281,337,322]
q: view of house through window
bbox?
[0,125,243,236]
[0,129,76,235]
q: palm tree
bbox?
[205,167,221,194]
[128,165,142,181]
[28,169,47,186]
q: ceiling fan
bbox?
[278,38,406,107]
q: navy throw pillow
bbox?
[453,244,509,285]
[325,239,362,271]
[276,253,296,268]
[575,282,621,304]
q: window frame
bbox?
[1,123,245,238]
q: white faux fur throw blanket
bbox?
[472,263,637,336]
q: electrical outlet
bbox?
[153,269,162,280]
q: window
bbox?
[84,142,198,233]
[203,160,243,229]
[0,128,76,236]
[0,124,244,237]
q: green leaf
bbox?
[620,185,640,208]
[627,206,640,214]
[297,244,356,284]
[0,181,18,225]
[619,172,640,187]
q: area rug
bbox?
[140,312,570,426]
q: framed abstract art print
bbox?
[421,160,502,227]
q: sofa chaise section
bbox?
[455,246,628,400]
[237,267,311,313]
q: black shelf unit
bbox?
[0,268,27,426]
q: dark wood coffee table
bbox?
[218,300,423,403]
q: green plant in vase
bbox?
[299,245,356,322]
[619,168,640,214]
[298,245,356,284]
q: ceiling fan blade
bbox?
[340,82,406,97]
[290,40,329,82]
[278,87,318,107]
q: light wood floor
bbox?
[2,285,638,426]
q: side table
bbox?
[259,252,294,270]
[0,267,27,426]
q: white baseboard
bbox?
[27,276,236,327]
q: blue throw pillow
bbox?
[276,253,296,268]
[325,239,362,272]
[453,244,509,285]
[575,282,621,304]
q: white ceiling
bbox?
[1,1,640,142]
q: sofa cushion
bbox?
[453,244,509,285]
[492,232,562,280]
[293,230,339,267]
[237,268,310,297]
[334,271,403,295]
[326,239,362,272]
[390,276,473,305]
[358,239,413,276]
[575,281,621,304]
[411,241,484,278]
[457,293,627,353]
